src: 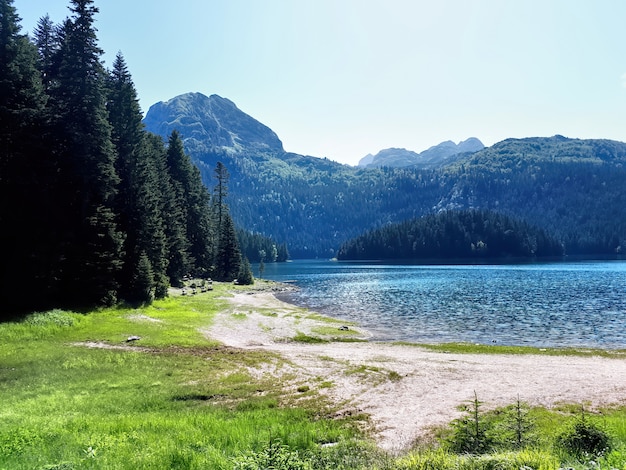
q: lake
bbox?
[259,259,626,349]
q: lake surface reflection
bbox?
[260,260,626,348]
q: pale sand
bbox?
[203,289,626,451]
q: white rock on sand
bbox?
[204,290,626,452]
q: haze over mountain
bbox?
[144,92,626,258]
[358,138,485,169]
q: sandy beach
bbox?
[203,287,626,452]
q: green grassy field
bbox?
[1,284,625,469]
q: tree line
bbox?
[337,209,565,261]
[0,0,257,316]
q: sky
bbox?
[13,0,626,166]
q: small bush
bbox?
[446,392,495,455]
[232,438,311,470]
[556,408,612,459]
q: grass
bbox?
[399,341,626,357]
[293,331,328,343]
[2,283,626,469]
[0,285,361,469]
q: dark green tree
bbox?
[215,212,241,282]
[126,251,154,305]
[0,0,51,314]
[142,133,174,297]
[258,250,266,279]
[236,228,289,263]
[237,256,254,285]
[211,162,242,281]
[107,52,168,303]
[152,147,188,287]
[165,130,215,280]
[212,161,229,232]
[32,14,60,91]
[46,0,124,307]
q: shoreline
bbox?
[204,284,626,451]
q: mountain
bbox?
[144,93,626,258]
[143,93,284,154]
[358,138,484,169]
[359,148,420,168]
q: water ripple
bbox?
[264,260,626,349]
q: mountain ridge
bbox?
[358,137,485,169]
[143,92,626,258]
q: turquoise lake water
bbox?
[260,259,626,349]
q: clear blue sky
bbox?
[13,0,626,165]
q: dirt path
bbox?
[204,290,626,451]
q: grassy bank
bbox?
[0,285,365,469]
[1,284,625,469]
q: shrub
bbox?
[232,438,311,470]
[446,392,495,455]
[556,407,612,459]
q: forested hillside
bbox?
[144,95,626,259]
[0,0,252,316]
[337,210,564,260]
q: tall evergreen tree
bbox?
[107,52,167,303]
[215,211,242,282]
[0,0,50,314]
[212,161,229,232]
[32,14,60,91]
[47,0,123,307]
[211,162,242,281]
[166,131,214,279]
[163,131,192,286]
[142,133,174,297]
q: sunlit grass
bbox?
[400,341,626,357]
[397,449,561,470]
[0,286,360,469]
[293,331,328,343]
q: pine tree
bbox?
[137,133,172,297]
[32,14,60,91]
[47,0,123,307]
[163,131,192,285]
[237,256,254,285]
[126,251,154,305]
[215,212,242,282]
[212,161,229,232]
[166,131,214,279]
[107,52,168,303]
[0,0,50,314]
[211,161,243,281]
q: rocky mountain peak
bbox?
[359,138,485,169]
[143,92,284,154]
